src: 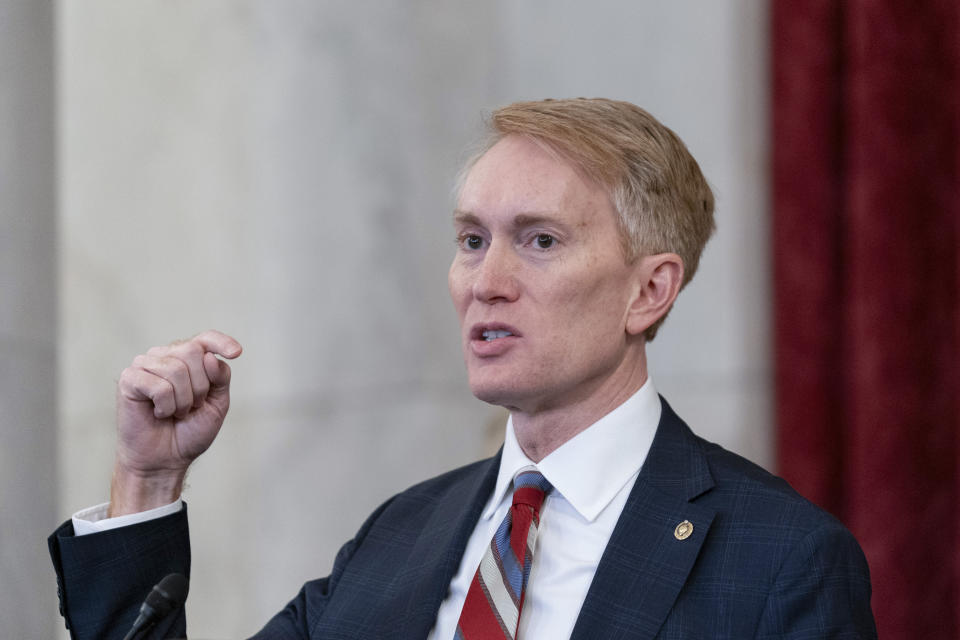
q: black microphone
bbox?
[122,573,189,640]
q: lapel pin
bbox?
[674,520,693,540]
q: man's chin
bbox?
[469,382,527,410]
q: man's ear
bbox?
[625,253,684,336]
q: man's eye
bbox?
[462,235,483,250]
[535,234,555,249]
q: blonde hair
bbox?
[458,98,715,340]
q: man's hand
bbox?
[109,330,242,517]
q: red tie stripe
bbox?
[456,471,552,640]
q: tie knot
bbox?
[511,470,552,510]
[514,470,552,492]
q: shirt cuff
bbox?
[72,498,183,536]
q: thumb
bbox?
[203,352,233,412]
[204,351,232,387]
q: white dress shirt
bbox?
[72,499,183,535]
[428,380,660,639]
[74,380,661,639]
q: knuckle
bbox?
[171,339,204,363]
[185,341,204,358]
[168,357,188,375]
[157,378,177,404]
[117,368,136,391]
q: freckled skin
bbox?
[448,136,653,460]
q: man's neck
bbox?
[510,351,649,462]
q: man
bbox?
[50,99,877,639]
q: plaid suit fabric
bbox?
[48,507,190,640]
[50,398,876,639]
[455,471,552,640]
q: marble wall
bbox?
[52,1,769,637]
[0,2,57,638]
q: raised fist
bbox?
[110,329,242,516]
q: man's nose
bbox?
[473,242,520,304]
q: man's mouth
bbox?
[470,324,520,343]
[469,324,520,356]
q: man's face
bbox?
[449,135,643,415]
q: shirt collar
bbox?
[483,378,662,522]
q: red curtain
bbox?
[773,1,959,637]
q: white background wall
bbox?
[2,2,770,637]
[0,2,57,638]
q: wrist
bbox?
[109,464,186,517]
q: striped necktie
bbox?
[455,470,553,639]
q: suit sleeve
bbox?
[754,521,877,639]
[48,503,191,640]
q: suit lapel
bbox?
[395,453,501,638]
[571,398,716,640]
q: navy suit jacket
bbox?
[49,399,877,639]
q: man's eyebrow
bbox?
[452,210,563,228]
[512,213,560,228]
[452,209,480,225]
